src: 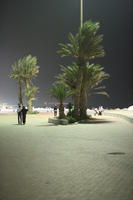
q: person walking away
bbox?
[21,106,28,125]
[54,105,57,117]
[17,104,22,125]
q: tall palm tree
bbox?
[58,20,105,119]
[57,63,109,119]
[10,59,24,106]
[50,83,70,119]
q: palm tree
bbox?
[25,85,39,112]
[58,20,105,119]
[10,59,24,106]
[11,55,39,112]
[56,63,78,105]
[50,83,70,119]
[57,63,109,119]
[21,55,39,112]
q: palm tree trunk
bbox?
[18,80,23,106]
[59,102,65,119]
[80,89,88,119]
[25,80,33,113]
[73,59,84,120]
[80,65,88,119]
[27,98,33,113]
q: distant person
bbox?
[94,108,99,116]
[17,104,22,125]
[99,106,104,115]
[21,106,28,125]
[54,105,57,117]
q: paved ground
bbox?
[105,109,133,117]
[0,114,133,200]
[104,109,133,121]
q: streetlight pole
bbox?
[80,0,83,28]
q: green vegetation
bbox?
[10,20,109,122]
[10,59,24,106]
[50,20,109,120]
[50,83,71,119]
[66,116,77,124]
[57,63,109,119]
[58,20,105,119]
[10,55,39,112]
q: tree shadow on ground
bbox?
[37,119,115,127]
[37,124,57,127]
[79,119,115,124]
[107,152,125,155]
[36,123,77,127]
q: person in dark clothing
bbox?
[54,105,57,117]
[17,104,22,125]
[21,106,28,125]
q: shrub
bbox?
[67,116,77,124]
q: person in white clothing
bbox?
[99,106,104,115]
[17,104,22,124]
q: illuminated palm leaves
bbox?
[57,20,106,119]
[50,83,71,118]
[57,63,109,98]
[11,59,24,106]
[21,55,39,81]
[78,21,104,60]
[58,20,105,61]
[11,55,39,111]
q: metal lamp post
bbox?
[80,0,83,28]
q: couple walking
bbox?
[17,104,28,125]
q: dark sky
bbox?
[0,0,133,108]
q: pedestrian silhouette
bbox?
[54,105,57,117]
[21,106,28,125]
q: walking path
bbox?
[104,109,133,123]
[0,114,133,200]
[87,109,133,123]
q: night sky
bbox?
[0,0,133,108]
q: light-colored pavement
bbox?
[0,114,133,200]
[87,109,133,123]
[103,109,133,123]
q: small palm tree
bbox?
[50,83,70,119]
